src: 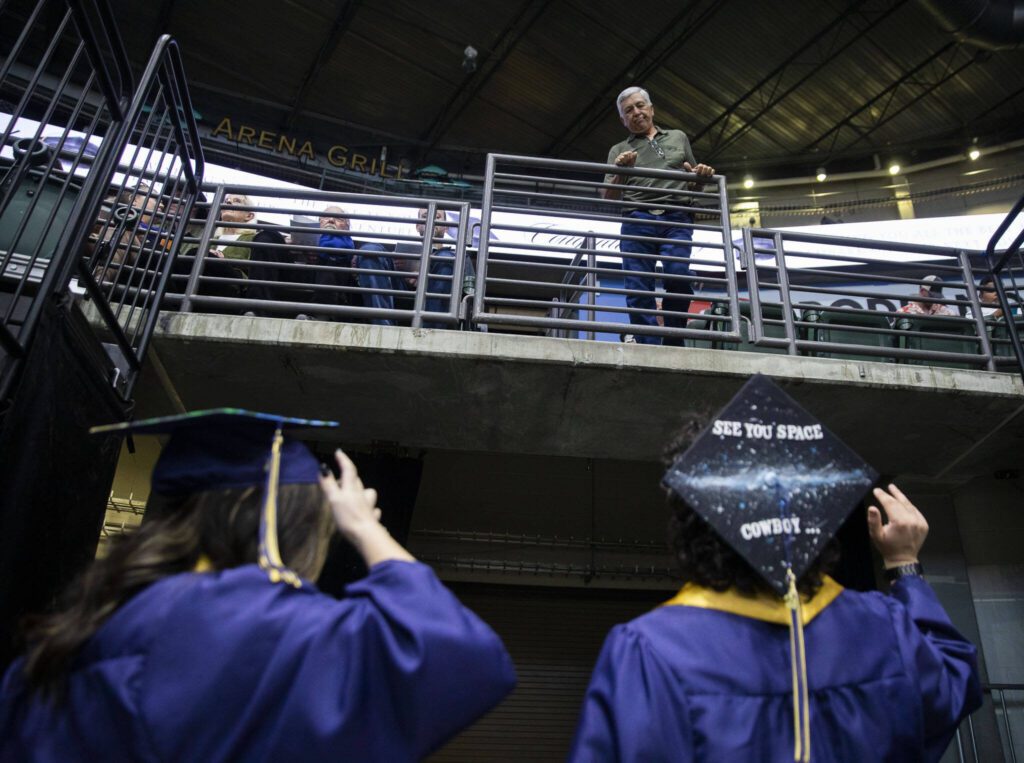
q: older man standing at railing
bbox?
[602,86,715,346]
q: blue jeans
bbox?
[620,210,694,345]
[355,245,458,328]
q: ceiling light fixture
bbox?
[743,175,754,189]
[816,167,827,182]
[968,148,981,161]
[888,163,901,176]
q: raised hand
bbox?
[866,483,928,568]
[614,150,638,168]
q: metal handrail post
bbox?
[448,202,471,320]
[990,267,1024,383]
[410,201,436,329]
[180,186,225,313]
[473,154,497,323]
[746,227,766,343]
[958,250,995,371]
[717,177,741,338]
[585,234,596,342]
[998,689,1017,763]
[769,230,799,355]
[987,192,1024,266]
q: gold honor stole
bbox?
[663,575,845,762]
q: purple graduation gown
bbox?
[570,576,981,762]
[1,560,515,762]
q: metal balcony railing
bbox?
[1,0,203,400]
[954,683,1023,763]
[0,0,134,398]
[76,35,204,398]
[473,152,741,344]
[166,186,475,330]
[986,191,1024,383]
[738,228,1018,372]
[155,153,1023,378]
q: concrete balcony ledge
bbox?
[139,312,1024,480]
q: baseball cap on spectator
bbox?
[922,275,944,295]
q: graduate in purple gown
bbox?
[570,375,981,763]
[0,410,515,762]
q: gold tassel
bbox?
[784,568,811,762]
[258,426,302,588]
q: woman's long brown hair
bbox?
[20,483,331,698]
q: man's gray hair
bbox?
[616,86,652,117]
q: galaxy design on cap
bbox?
[662,374,878,596]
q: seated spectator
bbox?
[200,194,284,314]
[239,223,292,316]
[967,276,1013,320]
[311,205,362,320]
[89,183,165,286]
[897,274,954,316]
[148,192,195,260]
[170,197,298,316]
[211,192,256,275]
[166,192,210,296]
[355,208,468,329]
[86,192,138,283]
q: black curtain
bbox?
[0,297,128,666]
[315,451,424,597]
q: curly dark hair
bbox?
[663,417,839,598]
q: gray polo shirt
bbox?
[604,126,700,212]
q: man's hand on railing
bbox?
[683,161,715,190]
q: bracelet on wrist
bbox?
[884,562,924,582]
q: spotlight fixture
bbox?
[816,167,827,182]
[888,163,901,176]
[743,175,754,189]
[968,148,981,161]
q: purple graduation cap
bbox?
[91,408,339,587]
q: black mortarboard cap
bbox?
[92,408,339,586]
[662,374,877,596]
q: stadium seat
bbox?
[801,308,897,362]
[696,301,793,354]
[683,315,715,349]
[987,318,1024,360]
[894,315,985,369]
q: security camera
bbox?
[462,45,478,73]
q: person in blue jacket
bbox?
[0,409,515,762]
[313,205,379,320]
[570,375,981,762]
[354,207,467,329]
